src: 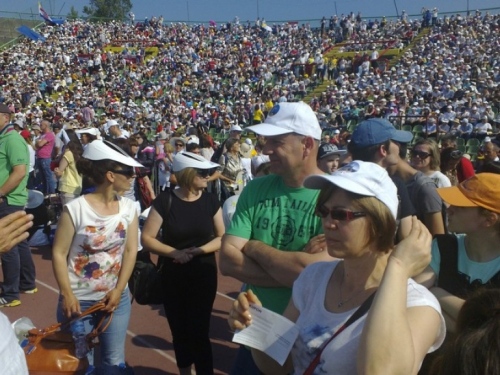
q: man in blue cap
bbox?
[348,118,445,237]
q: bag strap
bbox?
[27,302,113,349]
[303,291,376,375]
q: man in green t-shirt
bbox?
[0,104,36,308]
[220,102,334,375]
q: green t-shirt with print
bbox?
[0,128,29,206]
[227,174,323,314]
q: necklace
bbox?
[337,263,367,308]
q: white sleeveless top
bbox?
[65,195,136,300]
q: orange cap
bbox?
[437,173,500,213]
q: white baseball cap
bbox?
[83,140,143,167]
[104,119,119,134]
[246,102,322,140]
[230,124,243,132]
[172,152,219,172]
[303,161,398,219]
[76,127,101,138]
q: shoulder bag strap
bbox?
[303,291,376,375]
[435,234,462,295]
[26,302,112,350]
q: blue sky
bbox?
[3,0,500,25]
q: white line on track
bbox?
[35,278,234,369]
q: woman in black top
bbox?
[141,152,224,375]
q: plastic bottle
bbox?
[71,319,88,359]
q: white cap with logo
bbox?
[246,102,322,140]
[304,161,398,219]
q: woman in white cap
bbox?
[228,161,445,375]
[52,140,141,371]
[142,152,224,375]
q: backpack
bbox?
[435,234,500,299]
[128,192,171,305]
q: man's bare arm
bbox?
[243,239,335,288]
[219,234,282,287]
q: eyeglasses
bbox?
[410,150,431,159]
[315,206,367,221]
[175,143,184,147]
[110,168,136,178]
[195,168,215,178]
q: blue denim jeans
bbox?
[0,202,36,301]
[230,346,265,375]
[57,290,131,366]
[36,157,56,195]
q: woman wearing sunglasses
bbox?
[228,161,445,375]
[52,140,142,371]
[141,152,224,375]
[410,139,451,188]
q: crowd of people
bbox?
[0,6,500,375]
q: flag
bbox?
[38,2,53,23]
[38,3,64,25]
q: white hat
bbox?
[173,152,219,172]
[230,124,243,132]
[76,127,101,138]
[26,190,44,209]
[83,140,143,167]
[246,102,322,140]
[157,131,168,140]
[239,142,253,158]
[303,161,398,219]
[104,119,119,134]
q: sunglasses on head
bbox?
[195,168,215,178]
[410,150,431,159]
[315,206,367,221]
[110,167,136,178]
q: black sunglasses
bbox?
[450,150,463,159]
[195,168,215,178]
[110,168,136,178]
[315,206,367,221]
[411,150,431,159]
[175,143,184,147]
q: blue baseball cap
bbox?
[350,118,413,148]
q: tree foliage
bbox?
[67,6,79,20]
[82,0,133,21]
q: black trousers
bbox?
[163,256,217,374]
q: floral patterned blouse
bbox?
[65,195,136,300]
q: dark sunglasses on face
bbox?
[195,168,215,178]
[175,143,184,147]
[410,150,431,159]
[450,150,463,159]
[315,206,367,221]
[110,168,136,178]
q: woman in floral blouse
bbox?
[52,140,142,370]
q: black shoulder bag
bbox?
[129,192,172,305]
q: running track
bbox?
[1,245,242,374]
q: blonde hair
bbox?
[164,143,174,153]
[316,185,396,252]
[413,139,441,170]
[174,167,197,193]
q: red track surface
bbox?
[1,246,242,374]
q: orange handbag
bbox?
[24,302,113,375]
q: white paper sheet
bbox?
[232,304,299,366]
